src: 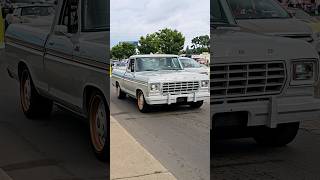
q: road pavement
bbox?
[110,86,211,180]
[212,119,320,179]
[0,61,108,179]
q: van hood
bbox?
[238,18,312,36]
[136,71,209,82]
[212,28,318,64]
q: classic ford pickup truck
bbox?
[1,0,109,161]
[112,54,210,112]
[212,0,320,146]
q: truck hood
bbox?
[237,18,313,36]
[212,28,318,64]
[136,71,209,82]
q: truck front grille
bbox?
[211,61,286,99]
[162,81,200,94]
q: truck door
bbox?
[44,0,81,108]
[123,59,136,95]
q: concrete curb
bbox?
[0,169,13,180]
[110,116,177,180]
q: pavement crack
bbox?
[111,170,170,180]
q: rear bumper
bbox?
[211,96,320,128]
[145,91,210,105]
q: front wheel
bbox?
[137,91,151,113]
[253,122,300,147]
[20,68,52,118]
[88,91,109,161]
[190,101,204,108]
[116,83,126,99]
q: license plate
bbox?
[176,97,187,103]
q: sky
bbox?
[110,0,210,49]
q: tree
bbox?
[111,42,136,59]
[156,28,185,54]
[191,35,210,54]
[138,33,160,54]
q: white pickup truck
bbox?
[1,0,109,161]
[112,54,210,112]
[212,0,320,146]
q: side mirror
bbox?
[54,25,71,38]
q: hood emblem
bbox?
[238,49,245,55]
[267,48,274,55]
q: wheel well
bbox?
[83,86,109,115]
[136,89,143,97]
[18,62,27,80]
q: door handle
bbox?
[74,46,80,52]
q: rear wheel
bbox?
[137,91,151,113]
[20,68,52,118]
[253,122,300,147]
[116,83,126,99]
[88,91,109,161]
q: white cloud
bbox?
[110,0,210,48]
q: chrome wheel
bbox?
[137,92,144,110]
[90,95,107,152]
[21,72,31,112]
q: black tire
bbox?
[136,90,151,113]
[116,83,126,99]
[20,68,53,119]
[88,90,109,161]
[253,122,300,147]
[190,101,204,108]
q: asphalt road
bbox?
[0,62,108,179]
[110,87,211,180]
[212,119,320,179]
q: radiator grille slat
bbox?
[211,62,286,99]
[162,81,200,94]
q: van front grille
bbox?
[211,61,286,99]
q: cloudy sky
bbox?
[110,0,210,48]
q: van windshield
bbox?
[228,0,290,19]
[136,57,183,72]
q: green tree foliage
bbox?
[138,28,185,55]
[111,42,136,59]
[191,35,210,54]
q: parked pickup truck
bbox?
[212,0,320,146]
[1,0,109,161]
[112,54,210,112]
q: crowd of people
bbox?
[279,0,320,15]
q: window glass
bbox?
[136,57,182,72]
[82,0,108,32]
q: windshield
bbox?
[11,0,43,3]
[212,0,229,25]
[136,57,183,72]
[180,58,201,68]
[82,0,108,32]
[228,0,290,19]
[21,6,54,16]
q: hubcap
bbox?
[138,93,144,110]
[90,96,107,152]
[21,72,31,111]
[117,86,120,97]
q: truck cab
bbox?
[3,0,109,161]
[212,0,320,146]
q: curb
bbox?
[110,116,177,180]
[0,169,13,180]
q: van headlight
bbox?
[201,80,209,88]
[291,60,317,85]
[149,83,161,93]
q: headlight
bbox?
[201,80,209,88]
[149,83,161,92]
[292,61,317,85]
